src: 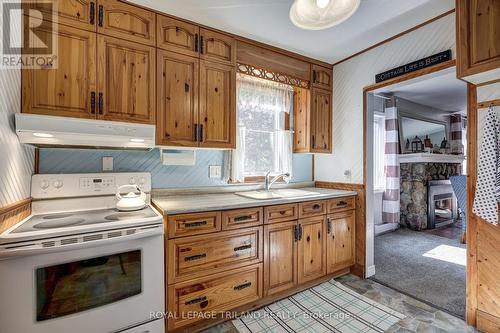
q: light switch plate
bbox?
[209,165,222,178]
[102,157,113,171]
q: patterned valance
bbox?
[237,63,310,89]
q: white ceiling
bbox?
[129,0,455,63]
[376,69,468,112]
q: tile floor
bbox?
[201,275,476,333]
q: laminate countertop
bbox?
[152,186,357,215]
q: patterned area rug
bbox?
[232,279,405,333]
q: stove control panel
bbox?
[31,173,152,199]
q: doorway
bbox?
[364,65,468,318]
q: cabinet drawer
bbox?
[168,227,263,284]
[327,196,355,213]
[299,200,326,218]
[167,264,262,330]
[264,204,298,224]
[222,207,263,230]
[167,211,221,238]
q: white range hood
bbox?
[15,113,155,149]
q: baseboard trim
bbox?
[366,265,376,277]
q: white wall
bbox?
[315,11,456,275]
[315,13,456,184]
[0,68,34,206]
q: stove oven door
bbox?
[0,228,164,333]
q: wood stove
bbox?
[427,180,458,229]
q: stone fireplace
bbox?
[427,180,458,229]
[400,162,461,230]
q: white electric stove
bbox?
[0,172,165,333]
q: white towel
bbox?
[473,107,499,225]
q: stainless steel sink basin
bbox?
[236,189,320,200]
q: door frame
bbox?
[361,59,476,322]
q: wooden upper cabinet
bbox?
[264,221,298,296]
[157,50,199,146]
[97,0,155,46]
[157,15,200,57]
[200,29,236,65]
[97,35,155,124]
[297,216,326,284]
[199,60,236,148]
[327,211,355,273]
[311,64,332,90]
[293,87,311,153]
[457,0,500,82]
[25,0,97,31]
[311,88,332,153]
[22,24,96,119]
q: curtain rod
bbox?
[477,99,500,109]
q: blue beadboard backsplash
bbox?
[39,148,312,189]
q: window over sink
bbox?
[229,74,294,183]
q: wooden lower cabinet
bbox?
[327,211,355,273]
[298,215,327,284]
[167,264,262,330]
[264,220,298,296]
[164,197,356,331]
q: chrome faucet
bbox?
[264,171,291,191]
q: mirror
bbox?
[398,113,447,154]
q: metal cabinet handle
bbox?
[234,282,252,291]
[312,135,315,149]
[185,296,207,305]
[312,204,321,210]
[313,70,317,83]
[234,215,253,222]
[199,124,204,142]
[297,224,303,241]
[234,244,252,252]
[89,2,95,25]
[98,5,103,27]
[336,201,348,207]
[90,92,96,114]
[98,93,103,115]
[327,218,332,234]
[184,253,207,262]
[184,221,207,228]
[195,33,199,52]
[194,124,198,142]
[200,35,205,54]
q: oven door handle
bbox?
[0,225,163,259]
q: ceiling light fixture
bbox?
[290,0,361,30]
[33,132,54,138]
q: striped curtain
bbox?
[382,97,400,224]
[450,114,463,150]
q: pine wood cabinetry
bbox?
[97,0,156,46]
[297,215,327,284]
[327,211,355,273]
[457,0,500,83]
[162,195,355,330]
[22,25,97,119]
[157,16,200,57]
[311,88,333,153]
[264,220,298,296]
[312,64,332,90]
[199,28,236,65]
[97,35,155,124]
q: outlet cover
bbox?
[102,157,113,171]
[209,165,222,178]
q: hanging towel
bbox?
[473,107,499,225]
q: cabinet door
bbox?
[327,211,355,273]
[199,61,236,148]
[457,0,500,78]
[298,216,326,284]
[264,221,298,296]
[157,15,200,57]
[293,87,311,153]
[22,25,96,119]
[97,0,155,46]
[312,64,332,90]
[311,88,332,153]
[97,35,155,124]
[157,50,199,146]
[26,0,97,31]
[200,29,236,65]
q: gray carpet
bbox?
[373,228,466,318]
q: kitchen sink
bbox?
[236,189,319,200]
